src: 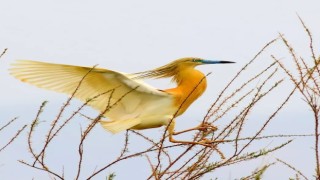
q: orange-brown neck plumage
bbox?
[131,57,208,116]
[164,66,207,116]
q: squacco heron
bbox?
[10,57,234,147]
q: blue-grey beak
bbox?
[202,60,235,64]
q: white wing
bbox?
[10,60,174,131]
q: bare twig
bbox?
[0,48,7,59]
[276,158,308,180]
[0,125,27,153]
[0,117,18,132]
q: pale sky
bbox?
[0,0,320,179]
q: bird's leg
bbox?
[172,122,218,136]
[167,120,223,148]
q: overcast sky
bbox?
[1,0,320,179]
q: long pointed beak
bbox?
[202,60,235,64]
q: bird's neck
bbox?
[165,67,207,116]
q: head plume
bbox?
[131,57,201,81]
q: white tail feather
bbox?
[100,118,141,134]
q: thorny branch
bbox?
[17,19,320,179]
[0,48,7,59]
[0,125,27,153]
[276,158,308,180]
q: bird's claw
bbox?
[197,122,218,133]
[199,138,226,159]
[197,138,224,148]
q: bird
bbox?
[10,57,234,146]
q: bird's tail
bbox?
[100,118,141,134]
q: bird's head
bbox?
[175,57,235,68]
[132,57,235,80]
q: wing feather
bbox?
[10,60,172,117]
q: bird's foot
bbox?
[198,138,224,147]
[198,138,225,159]
[196,137,222,147]
[196,122,218,133]
[172,122,218,136]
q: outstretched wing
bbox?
[10,60,172,118]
